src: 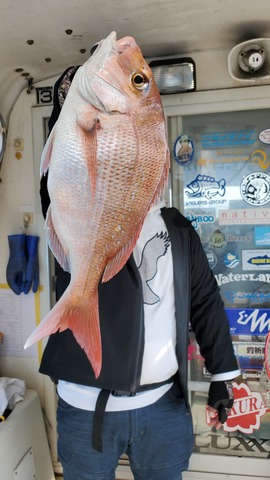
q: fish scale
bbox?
[25,31,170,378]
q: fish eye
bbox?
[131,71,149,90]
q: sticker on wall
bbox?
[219,208,270,225]
[185,174,226,199]
[255,226,270,246]
[215,271,270,288]
[226,232,252,243]
[223,252,240,269]
[226,308,270,335]
[234,341,265,374]
[174,134,194,165]
[240,172,270,206]
[201,129,256,149]
[258,128,270,145]
[250,149,270,170]
[224,382,266,434]
[209,229,226,250]
[204,249,217,269]
[185,212,215,230]
[224,290,270,306]
[242,249,270,270]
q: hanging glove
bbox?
[6,234,27,295]
[206,381,234,428]
[24,235,39,294]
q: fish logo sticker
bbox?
[241,172,270,206]
[242,249,270,270]
[185,174,226,199]
[224,252,240,269]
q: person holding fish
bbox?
[33,32,240,480]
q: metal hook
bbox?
[23,214,30,232]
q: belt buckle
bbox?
[111,390,136,397]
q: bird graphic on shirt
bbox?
[137,232,171,304]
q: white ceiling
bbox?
[1,0,270,121]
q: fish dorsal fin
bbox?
[46,206,70,272]
[40,126,55,175]
[102,220,144,283]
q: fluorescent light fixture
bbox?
[149,58,196,94]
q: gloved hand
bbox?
[206,381,234,429]
[6,234,27,295]
[24,235,39,294]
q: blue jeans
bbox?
[57,383,194,480]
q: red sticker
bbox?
[224,382,267,434]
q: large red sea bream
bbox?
[25,31,170,377]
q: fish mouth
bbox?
[78,31,136,114]
[92,32,137,55]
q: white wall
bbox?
[0,87,45,391]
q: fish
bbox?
[185,174,226,199]
[24,31,170,378]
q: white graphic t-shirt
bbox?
[132,201,177,385]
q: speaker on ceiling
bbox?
[228,38,270,81]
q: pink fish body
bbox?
[25,31,170,377]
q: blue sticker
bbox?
[224,290,270,305]
[185,212,215,230]
[255,226,270,246]
[226,308,270,335]
[201,129,256,148]
[223,252,240,269]
[174,134,194,165]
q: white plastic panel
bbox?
[13,448,36,480]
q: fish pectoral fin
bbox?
[102,226,143,283]
[40,126,55,175]
[46,206,70,272]
[77,115,99,198]
[77,110,99,132]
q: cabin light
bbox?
[149,58,196,94]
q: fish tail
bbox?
[219,178,226,196]
[24,295,102,378]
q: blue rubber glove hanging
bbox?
[6,234,27,295]
[24,235,39,294]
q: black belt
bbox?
[92,376,175,452]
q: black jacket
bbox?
[39,206,238,406]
